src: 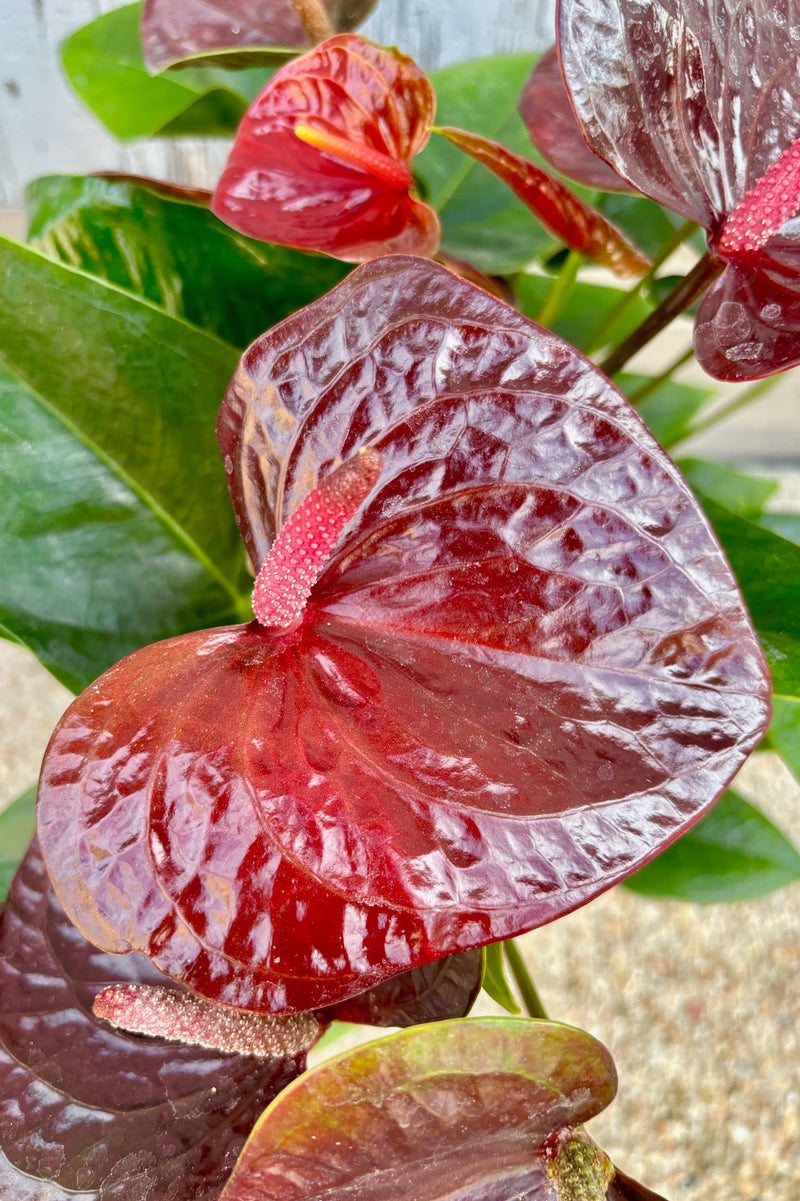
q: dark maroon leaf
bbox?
[211,34,440,262]
[39,256,770,1015]
[220,1018,660,1201]
[141,0,379,73]
[435,126,649,276]
[519,47,631,193]
[558,0,800,379]
[0,841,306,1200]
[326,949,483,1027]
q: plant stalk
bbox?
[503,939,548,1020]
[535,249,583,329]
[682,376,777,441]
[290,0,335,42]
[626,346,695,406]
[581,219,698,356]
[600,251,723,377]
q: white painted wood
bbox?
[0,0,555,208]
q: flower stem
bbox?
[503,939,548,1020]
[626,346,695,406]
[290,0,334,42]
[581,219,698,356]
[600,251,723,377]
[535,249,583,329]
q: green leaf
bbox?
[769,697,800,783]
[517,275,650,347]
[677,458,778,518]
[596,193,690,260]
[700,499,800,697]
[0,236,247,690]
[0,788,36,903]
[617,372,714,449]
[625,791,800,902]
[759,512,800,546]
[481,943,520,1014]
[415,55,556,274]
[26,175,349,348]
[61,4,269,140]
[221,1018,620,1201]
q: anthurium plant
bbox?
[1,0,799,1197]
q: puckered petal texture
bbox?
[211,34,440,262]
[519,47,631,193]
[558,0,800,379]
[0,842,305,1200]
[39,258,770,1014]
[558,0,800,226]
[141,0,378,72]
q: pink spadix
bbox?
[93,984,321,1057]
[251,447,381,629]
[717,136,800,257]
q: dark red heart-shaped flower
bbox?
[558,0,800,380]
[38,257,770,1015]
[212,34,440,262]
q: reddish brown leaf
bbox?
[436,126,649,277]
[558,0,800,378]
[211,34,440,262]
[141,0,378,72]
[39,257,770,1014]
[0,842,306,1200]
[519,47,631,193]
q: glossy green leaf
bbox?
[481,944,520,1015]
[414,55,556,273]
[61,3,269,140]
[0,788,35,903]
[517,275,651,346]
[769,697,800,783]
[700,499,800,697]
[617,372,715,449]
[625,791,800,901]
[0,237,246,689]
[677,458,778,518]
[221,1018,621,1201]
[27,174,348,347]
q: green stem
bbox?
[600,251,723,377]
[581,220,698,356]
[535,250,583,329]
[503,939,548,1020]
[626,346,695,406]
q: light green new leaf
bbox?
[517,275,650,348]
[617,372,714,449]
[625,791,800,902]
[62,3,269,140]
[769,697,800,784]
[481,943,521,1014]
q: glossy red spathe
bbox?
[558,0,800,380]
[211,34,440,262]
[38,257,770,1014]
